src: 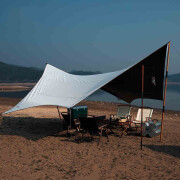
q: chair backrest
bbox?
[79,117,99,133]
[61,112,76,128]
[136,108,153,122]
[116,105,132,119]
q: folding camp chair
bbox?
[130,107,153,130]
[79,116,109,143]
[109,105,132,130]
[61,112,80,134]
[61,106,87,135]
[110,104,132,122]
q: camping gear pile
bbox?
[142,120,162,138]
[58,104,161,142]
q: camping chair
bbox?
[130,108,153,130]
[61,112,80,134]
[79,116,109,143]
[110,104,132,121]
[109,105,132,130]
[61,106,87,135]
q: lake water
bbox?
[0,84,180,111]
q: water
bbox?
[0,90,30,98]
[86,85,180,111]
[0,85,179,111]
[88,84,180,111]
[87,89,180,111]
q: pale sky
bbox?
[0,0,180,74]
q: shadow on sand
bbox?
[144,144,180,159]
[0,116,110,143]
[0,116,144,143]
[0,116,66,140]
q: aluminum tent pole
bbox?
[141,65,144,150]
[160,42,170,142]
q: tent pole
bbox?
[69,108,72,130]
[57,106,63,134]
[160,42,170,142]
[57,106,61,120]
[141,65,144,150]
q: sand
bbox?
[0,83,35,92]
[0,97,179,180]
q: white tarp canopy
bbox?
[3,64,127,114]
[3,43,168,114]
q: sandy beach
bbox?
[0,83,35,92]
[0,97,179,179]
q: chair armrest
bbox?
[61,112,68,115]
[87,114,96,118]
[98,124,108,130]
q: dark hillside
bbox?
[0,61,43,82]
[0,61,179,83]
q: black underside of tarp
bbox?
[101,44,167,103]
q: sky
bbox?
[0,0,180,74]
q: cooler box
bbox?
[71,106,88,120]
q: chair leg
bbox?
[66,125,69,137]
[88,132,91,140]
[121,130,125,137]
[106,129,109,142]
[91,134,93,140]
[121,127,125,138]
[98,133,101,144]
[98,129,103,144]
[121,129,124,138]
[108,125,114,133]
[87,132,93,141]
[135,125,138,131]
[81,131,86,141]
[121,126,127,138]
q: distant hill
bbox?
[69,70,101,75]
[0,61,43,82]
[70,71,180,83]
[0,61,102,82]
[0,61,179,83]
